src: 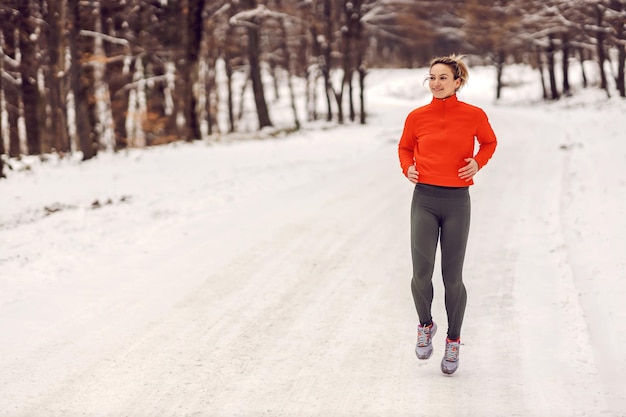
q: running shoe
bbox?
[415,322,437,359]
[441,337,461,375]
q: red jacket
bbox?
[398,95,497,187]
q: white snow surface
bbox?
[1,65,626,416]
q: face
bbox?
[429,64,461,99]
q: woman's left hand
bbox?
[458,158,478,181]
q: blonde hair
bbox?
[429,54,469,90]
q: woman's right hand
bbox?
[407,165,418,184]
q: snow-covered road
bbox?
[1,67,624,416]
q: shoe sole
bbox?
[440,361,458,375]
[415,347,433,360]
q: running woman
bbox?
[398,54,497,375]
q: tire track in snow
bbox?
[484,106,607,416]
[557,109,626,413]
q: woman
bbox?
[398,55,497,375]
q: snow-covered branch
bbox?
[229,4,301,27]
[1,71,20,88]
[2,54,19,71]
[79,30,130,49]
[116,74,169,95]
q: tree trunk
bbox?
[174,0,203,141]
[358,65,366,124]
[334,0,358,125]
[608,0,624,97]
[38,0,52,155]
[496,63,503,100]
[101,1,132,150]
[579,48,588,88]
[306,66,318,122]
[107,59,132,149]
[594,4,611,98]
[7,87,20,158]
[334,75,345,124]
[185,0,205,140]
[537,49,548,100]
[306,14,320,122]
[278,14,300,130]
[268,57,279,102]
[345,0,358,123]
[205,70,218,136]
[352,0,366,125]
[243,0,272,129]
[225,57,236,133]
[0,31,4,178]
[68,0,97,160]
[495,50,505,100]
[45,0,70,154]
[547,36,559,100]
[0,122,4,177]
[348,72,355,122]
[4,28,21,158]
[561,33,571,96]
[323,0,333,122]
[200,5,219,138]
[237,80,247,123]
[617,43,625,97]
[91,1,114,151]
[127,57,147,148]
[18,1,41,155]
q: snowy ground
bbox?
[1,65,625,416]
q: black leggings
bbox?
[410,183,470,340]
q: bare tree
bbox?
[314,0,334,122]
[0,30,4,178]
[68,0,97,160]
[333,0,350,124]
[101,0,133,149]
[200,1,225,136]
[187,0,206,140]
[17,1,41,154]
[463,0,525,99]
[237,0,273,129]
[1,11,23,158]
[273,0,301,130]
[221,22,241,134]
[607,0,626,97]
[588,1,612,97]
[44,0,70,153]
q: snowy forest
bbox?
[0,0,625,179]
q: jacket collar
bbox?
[430,94,459,108]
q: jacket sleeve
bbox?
[398,114,416,176]
[473,109,497,169]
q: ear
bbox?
[454,78,462,90]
